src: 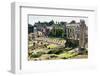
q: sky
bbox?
[28,15,88,26]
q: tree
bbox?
[49,26,64,38]
[56,29,64,37]
[70,20,76,24]
[28,24,34,34]
[48,20,54,26]
[49,26,56,37]
[60,22,67,26]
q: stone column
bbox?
[79,20,86,52]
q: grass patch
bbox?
[47,44,58,49]
[58,52,78,59]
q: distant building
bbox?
[65,23,80,40]
[46,26,53,30]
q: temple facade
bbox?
[65,23,80,40]
[64,20,88,49]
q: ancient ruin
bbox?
[28,16,88,61]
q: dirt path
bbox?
[72,55,88,59]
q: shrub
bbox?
[49,54,58,58]
[47,49,63,54]
[78,48,88,55]
[31,51,44,58]
[65,39,79,48]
